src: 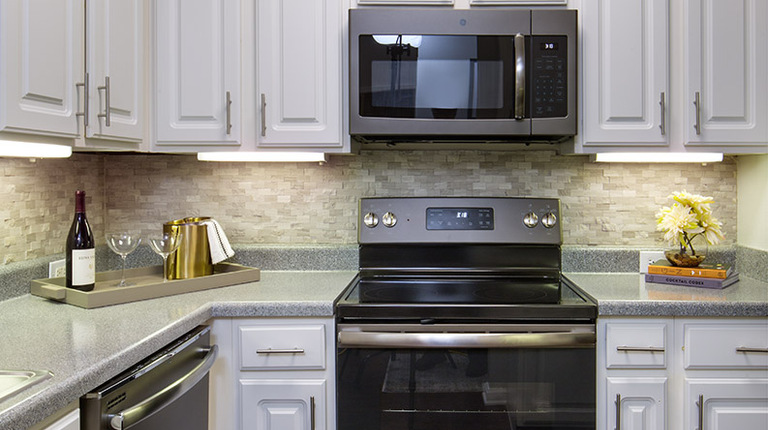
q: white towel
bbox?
[203,219,235,264]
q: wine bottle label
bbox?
[71,249,95,286]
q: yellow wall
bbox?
[737,154,768,251]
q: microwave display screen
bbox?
[358,35,517,120]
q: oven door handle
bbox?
[338,330,594,349]
[108,345,218,430]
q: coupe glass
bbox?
[106,233,142,287]
[148,233,183,282]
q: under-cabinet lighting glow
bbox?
[592,153,723,163]
[0,140,72,158]
[197,151,327,163]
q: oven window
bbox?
[337,347,595,430]
[358,35,518,120]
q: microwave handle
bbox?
[514,33,526,120]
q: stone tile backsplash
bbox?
[0,150,738,265]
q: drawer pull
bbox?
[736,347,768,354]
[256,348,305,354]
[616,346,665,353]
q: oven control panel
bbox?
[359,197,561,244]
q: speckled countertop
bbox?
[565,272,768,317]
[0,270,357,430]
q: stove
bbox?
[336,197,596,323]
[336,197,597,430]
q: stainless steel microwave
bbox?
[349,9,577,146]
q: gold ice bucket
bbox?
[164,217,214,280]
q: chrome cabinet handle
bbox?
[261,93,267,137]
[615,393,621,430]
[736,347,768,353]
[109,345,218,430]
[310,395,316,430]
[76,73,89,127]
[696,394,704,430]
[659,92,666,135]
[693,91,701,135]
[255,348,305,354]
[514,33,526,120]
[616,346,665,353]
[226,91,232,135]
[97,76,111,126]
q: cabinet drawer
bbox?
[684,323,768,369]
[606,323,668,368]
[239,325,326,370]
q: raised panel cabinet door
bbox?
[685,379,768,430]
[240,379,326,430]
[257,0,342,147]
[154,0,241,146]
[582,0,669,146]
[684,0,768,147]
[607,377,667,430]
[86,0,143,142]
[0,0,82,138]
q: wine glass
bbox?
[106,232,142,287]
[148,233,183,282]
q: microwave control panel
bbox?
[530,36,568,118]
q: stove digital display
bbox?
[426,207,494,230]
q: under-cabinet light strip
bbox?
[592,152,723,163]
[197,151,327,163]
[0,141,73,158]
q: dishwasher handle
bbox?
[109,345,218,430]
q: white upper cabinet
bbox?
[581,0,668,147]
[683,0,768,149]
[85,0,144,143]
[0,0,83,139]
[256,0,346,151]
[153,0,241,150]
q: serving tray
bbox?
[31,263,260,309]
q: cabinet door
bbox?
[41,409,79,430]
[607,377,667,430]
[86,0,143,143]
[0,0,82,138]
[154,0,240,147]
[684,0,768,147]
[582,0,668,146]
[257,0,342,148]
[240,379,326,430]
[685,379,768,430]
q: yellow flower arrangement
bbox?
[655,191,724,266]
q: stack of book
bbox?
[645,260,739,289]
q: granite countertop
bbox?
[0,270,357,430]
[565,272,768,317]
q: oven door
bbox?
[337,323,595,430]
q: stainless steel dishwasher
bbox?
[81,325,218,430]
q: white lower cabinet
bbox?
[208,317,335,430]
[241,379,327,430]
[599,317,768,430]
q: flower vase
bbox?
[664,233,708,267]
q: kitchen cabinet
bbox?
[81,0,145,146]
[1,0,147,151]
[255,0,346,151]
[153,0,241,151]
[580,0,669,148]
[599,318,671,430]
[32,408,80,430]
[570,0,768,155]
[598,317,768,430]
[0,0,83,140]
[682,0,768,150]
[208,317,335,430]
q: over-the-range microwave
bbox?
[349,8,577,147]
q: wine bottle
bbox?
[66,190,95,291]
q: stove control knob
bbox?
[363,212,379,228]
[382,211,397,228]
[523,212,539,228]
[542,212,558,228]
